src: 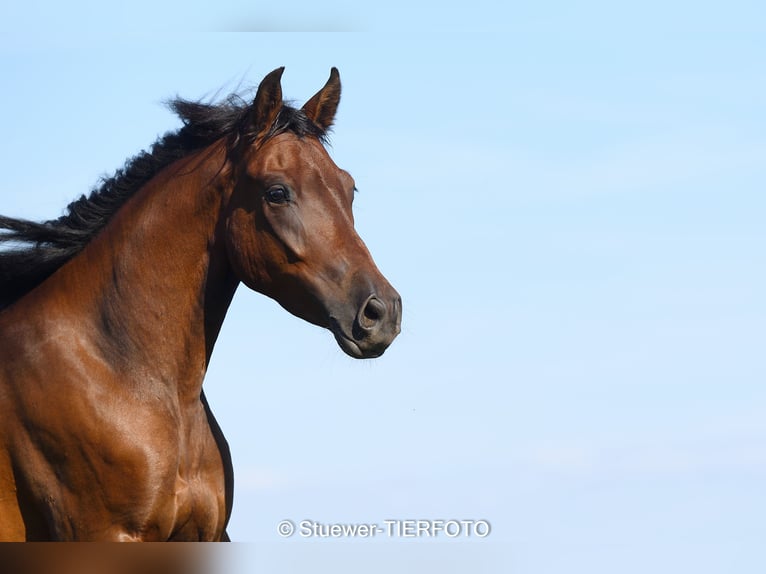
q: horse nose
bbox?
[358,296,387,330]
[353,292,402,356]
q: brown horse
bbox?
[0,68,401,541]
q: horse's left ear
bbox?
[302,67,341,131]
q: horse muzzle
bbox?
[330,290,402,359]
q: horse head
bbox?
[223,68,401,358]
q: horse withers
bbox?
[0,67,401,541]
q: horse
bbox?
[0,67,401,541]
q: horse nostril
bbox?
[364,299,383,322]
[359,296,386,330]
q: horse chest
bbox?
[96,401,228,541]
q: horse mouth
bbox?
[329,317,390,359]
[329,317,367,359]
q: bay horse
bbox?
[0,68,401,541]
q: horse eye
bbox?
[265,186,289,205]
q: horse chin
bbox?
[329,318,364,358]
[334,331,366,359]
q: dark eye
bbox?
[265,186,290,205]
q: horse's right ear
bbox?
[245,67,285,140]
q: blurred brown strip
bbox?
[0,543,216,574]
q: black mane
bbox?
[0,94,326,311]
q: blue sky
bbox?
[1,3,765,572]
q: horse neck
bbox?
[58,144,238,399]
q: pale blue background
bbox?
[1,2,764,572]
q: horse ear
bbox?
[248,67,285,138]
[302,67,341,131]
